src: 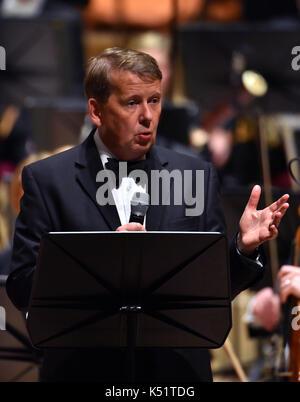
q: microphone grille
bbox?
[130,192,149,216]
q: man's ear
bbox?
[88,98,102,127]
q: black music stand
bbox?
[27,231,231,381]
[180,21,300,114]
[0,9,84,109]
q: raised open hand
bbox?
[237,185,289,255]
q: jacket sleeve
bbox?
[204,163,265,299]
[6,165,53,311]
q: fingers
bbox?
[246,185,261,210]
[278,265,299,279]
[268,224,278,239]
[272,209,285,228]
[278,266,300,302]
[116,223,146,232]
[280,277,292,303]
[272,212,281,229]
[274,202,289,220]
[268,202,289,232]
[269,194,290,213]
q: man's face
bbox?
[92,69,162,161]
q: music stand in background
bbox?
[0,276,41,381]
[27,231,231,381]
[179,20,300,114]
[0,9,84,110]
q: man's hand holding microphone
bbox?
[116,192,149,232]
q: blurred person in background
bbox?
[248,266,300,333]
[0,152,51,276]
[0,146,73,276]
[244,260,300,381]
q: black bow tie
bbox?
[105,158,149,188]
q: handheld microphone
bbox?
[129,192,149,225]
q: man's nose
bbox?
[139,102,152,125]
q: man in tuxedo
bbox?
[6,48,289,382]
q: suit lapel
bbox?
[75,129,121,230]
[146,146,169,231]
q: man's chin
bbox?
[134,137,155,154]
[115,137,155,160]
[127,147,151,161]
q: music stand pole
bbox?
[123,307,139,382]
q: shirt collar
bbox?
[93,129,117,167]
[94,129,147,164]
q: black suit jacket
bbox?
[6,131,265,382]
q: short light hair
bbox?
[84,47,162,103]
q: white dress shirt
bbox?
[94,131,147,226]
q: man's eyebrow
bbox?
[122,91,161,100]
[122,94,141,101]
[151,92,161,97]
